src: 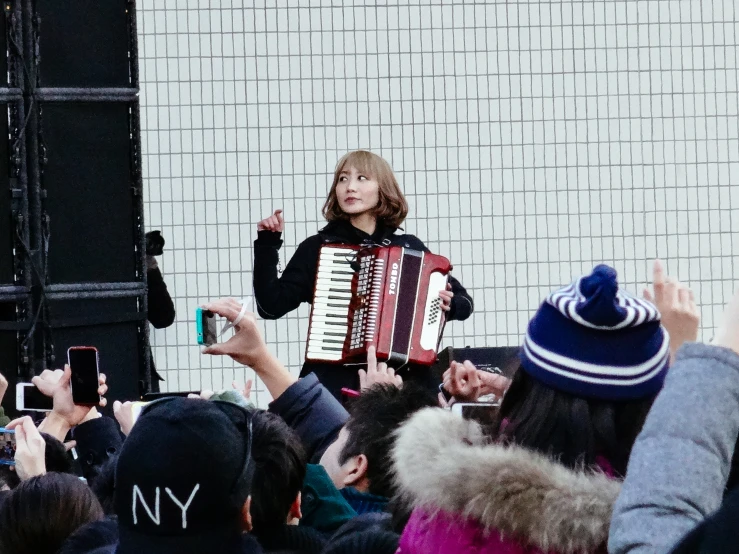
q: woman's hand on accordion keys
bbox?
[257,209,285,232]
[439,282,454,312]
[359,346,403,391]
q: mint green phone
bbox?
[196,308,217,346]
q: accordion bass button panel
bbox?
[419,272,450,351]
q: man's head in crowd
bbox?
[0,472,104,554]
[250,410,306,531]
[114,397,255,554]
[319,383,438,498]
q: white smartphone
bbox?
[15,383,54,412]
[451,402,500,427]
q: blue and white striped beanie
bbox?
[521,264,670,401]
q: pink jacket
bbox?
[393,409,620,554]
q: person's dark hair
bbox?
[56,517,119,554]
[494,368,655,476]
[41,432,74,475]
[0,472,104,554]
[88,454,117,515]
[249,410,307,532]
[0,464,20,490]
[340,383,438,498]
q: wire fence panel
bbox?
[137,1,739,406]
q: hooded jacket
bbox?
[393,408,621,554]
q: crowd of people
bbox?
[0,149,738,553]
[2,259,739,553]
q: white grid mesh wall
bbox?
[138,1,739,406]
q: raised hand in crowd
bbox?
[441,360,511,405]
[201,298,269,366]
[240,378,253,400]
[202,298,297,399]
[441,361,481,403]
[256,208,284,232]
[359,345,402,391]
[112,400,137,436]
[644,259,700,362]
[34,365,107,442]
[6,416,46,481]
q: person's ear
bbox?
[241,496,253,532]
[287,491,302,524]
[342,453,369,488]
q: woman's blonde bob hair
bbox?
[322,150,409,228]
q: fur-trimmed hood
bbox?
[393,408,622,554]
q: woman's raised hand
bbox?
[257,209,284,232]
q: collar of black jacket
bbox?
[318,219,398,245]
[339,487,389,516]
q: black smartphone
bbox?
[196,308,217,346]
[68,346,101,406]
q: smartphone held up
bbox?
[196,307,217,346]
[68,346,101,406]
[451,402,501,428]
[0,428,15,466]
[15,383,54,412]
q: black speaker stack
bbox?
[0,0,148,414]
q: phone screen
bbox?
[454,403,501,428]
[68,347,100,405]
[0,428,15,466]
[196,308,217,346]
[19,384,54,411]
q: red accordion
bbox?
[305,245,452,367]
